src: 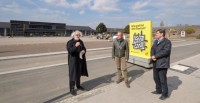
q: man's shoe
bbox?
[70,89,77,96]
[77,86,85,91]
[116,78,124,84]
[151,91,162,94]
[159,95,168,100]
[125,82,130,88]
[116,79,121,84]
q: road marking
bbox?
[0,56,111,75]
[154,39,185,42]
[172,40,186,42]
[0,47,112,61]
[170,53,200,67]
[171,64,189,71]
[172,42,200,48]
[1,41,200,75]
[170,64,199,75]
[1,41,200,61]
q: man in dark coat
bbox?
[151,29,172,100]
[66,30,88,96]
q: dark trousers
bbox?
[70,77,80,90]
[153,68,168,96]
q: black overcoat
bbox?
[151,38,172,69]
[66,38,88,81]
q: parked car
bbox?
[113,35,126,40]
[97,33,103,39]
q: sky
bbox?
[0,0,200,29]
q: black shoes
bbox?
[159,95,168,100]
[77,86,85,91]
[70,89,77,96]
[151,91,162,94]
[151,91,168,100]
[70,86,85,96]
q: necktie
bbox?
[157,40,160,44]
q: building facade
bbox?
[107,28,124,34]
[0,20,96,37]
[10,20,66,37]
[66,25,96,36]
[0,22,10,37]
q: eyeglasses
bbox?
[75,35,80,37]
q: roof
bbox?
[66,25,95,31]
[107,28,124,32]
[0,22,10,28]
[10,20,65,25]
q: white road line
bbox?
[170,53,200,67]
[0,56,111,75]
[172,40,186,42]
[0,47,112,61]
[0,51,67,60]
[0,41,199,61]
[173,42,200,48]
[1,41,200,75]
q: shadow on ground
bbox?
[44,64,146,103]
[82,64,146,90]
[168,76,182,97]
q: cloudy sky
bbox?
[0,0,200,29]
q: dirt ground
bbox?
[0,41,113,57]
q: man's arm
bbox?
[67,41,77,53]
[150,41,157,63]
[112,41,115,59]
[125,40,129,60]
[80,40,86,53]
[151,41,155,57]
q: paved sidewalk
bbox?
[58,54,200,103]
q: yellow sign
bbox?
[129,20,152,59]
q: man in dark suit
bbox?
[151,29,172,100]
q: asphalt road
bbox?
[0,40,200,103]
[0,49,111,73]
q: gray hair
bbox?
[117,31,123,35]
[71,30,83,38]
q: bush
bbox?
[184,27,196,34]
[197,34,200,39]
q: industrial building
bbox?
[0,20,95,37]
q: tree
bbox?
[160,21,164,27]
[184,27,196,34]
[96,22,107,33]
[124,25,130,34]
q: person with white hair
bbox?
[71,30,83,38]
[66,30,88,96]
